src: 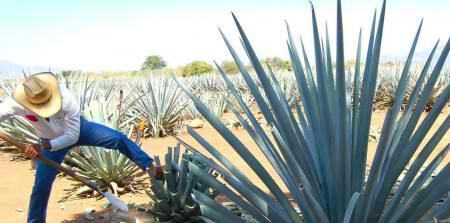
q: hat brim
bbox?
[13,72,62,118]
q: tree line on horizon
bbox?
[140,54,404,77]
[58,55,407,78]
[141,54,293,76]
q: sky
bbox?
[0,0,448,72]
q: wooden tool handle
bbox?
[0,132,99,191]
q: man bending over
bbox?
[0,72,162,223]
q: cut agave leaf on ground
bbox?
[103,192,129,213]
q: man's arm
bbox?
[48,90,81,151]
[0,97,23,122]
[0,98,40,157]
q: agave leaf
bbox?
[396,145,449,213]
[360,19,425,221]
[175,135,288,222]
[342,192,361,223]
[351,9,378,195]
[176,76,300,222]
[189,163,271,223]
[193,190,245,223]
[380,40,441,183]
[218,28,276,126]
[431,197,450,221]
[164,150,177,194]
[393,163,450,223]
[177,153,189,195]
[333,0,348,217]
[233,15,320,221]
[380,118,449,222]
[219,61,320,198]
[367,55,450,222]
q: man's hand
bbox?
[23,144,41,158]
[147,164,165,181]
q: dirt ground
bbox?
[0,110,448,222]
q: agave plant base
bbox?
[146,145,221,222]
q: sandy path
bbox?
[0,111,448,222]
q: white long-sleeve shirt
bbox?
[0,86,81,151]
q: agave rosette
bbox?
[174,0,450,222]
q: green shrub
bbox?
[142,55,167,70]
[261,56,292,71]
[182,61,214,76]
[221,60,240,74]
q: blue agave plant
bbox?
[174,0,450,222]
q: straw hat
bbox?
[13,72,62,118]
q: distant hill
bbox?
[0,60,63,79]
[381,45,448,65]
[414,45,449,64]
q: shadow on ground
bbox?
[61,207,157,223]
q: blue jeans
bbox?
[27,117,153,223]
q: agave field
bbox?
[0,0,450,222]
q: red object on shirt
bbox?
[25,115,38,122]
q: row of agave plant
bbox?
[1,65,446,145]
[1,66,446,147]
[375,64,450,111]
[0,0,449,222]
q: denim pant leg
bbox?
[74,117,153,170]
[27,147,71,223]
